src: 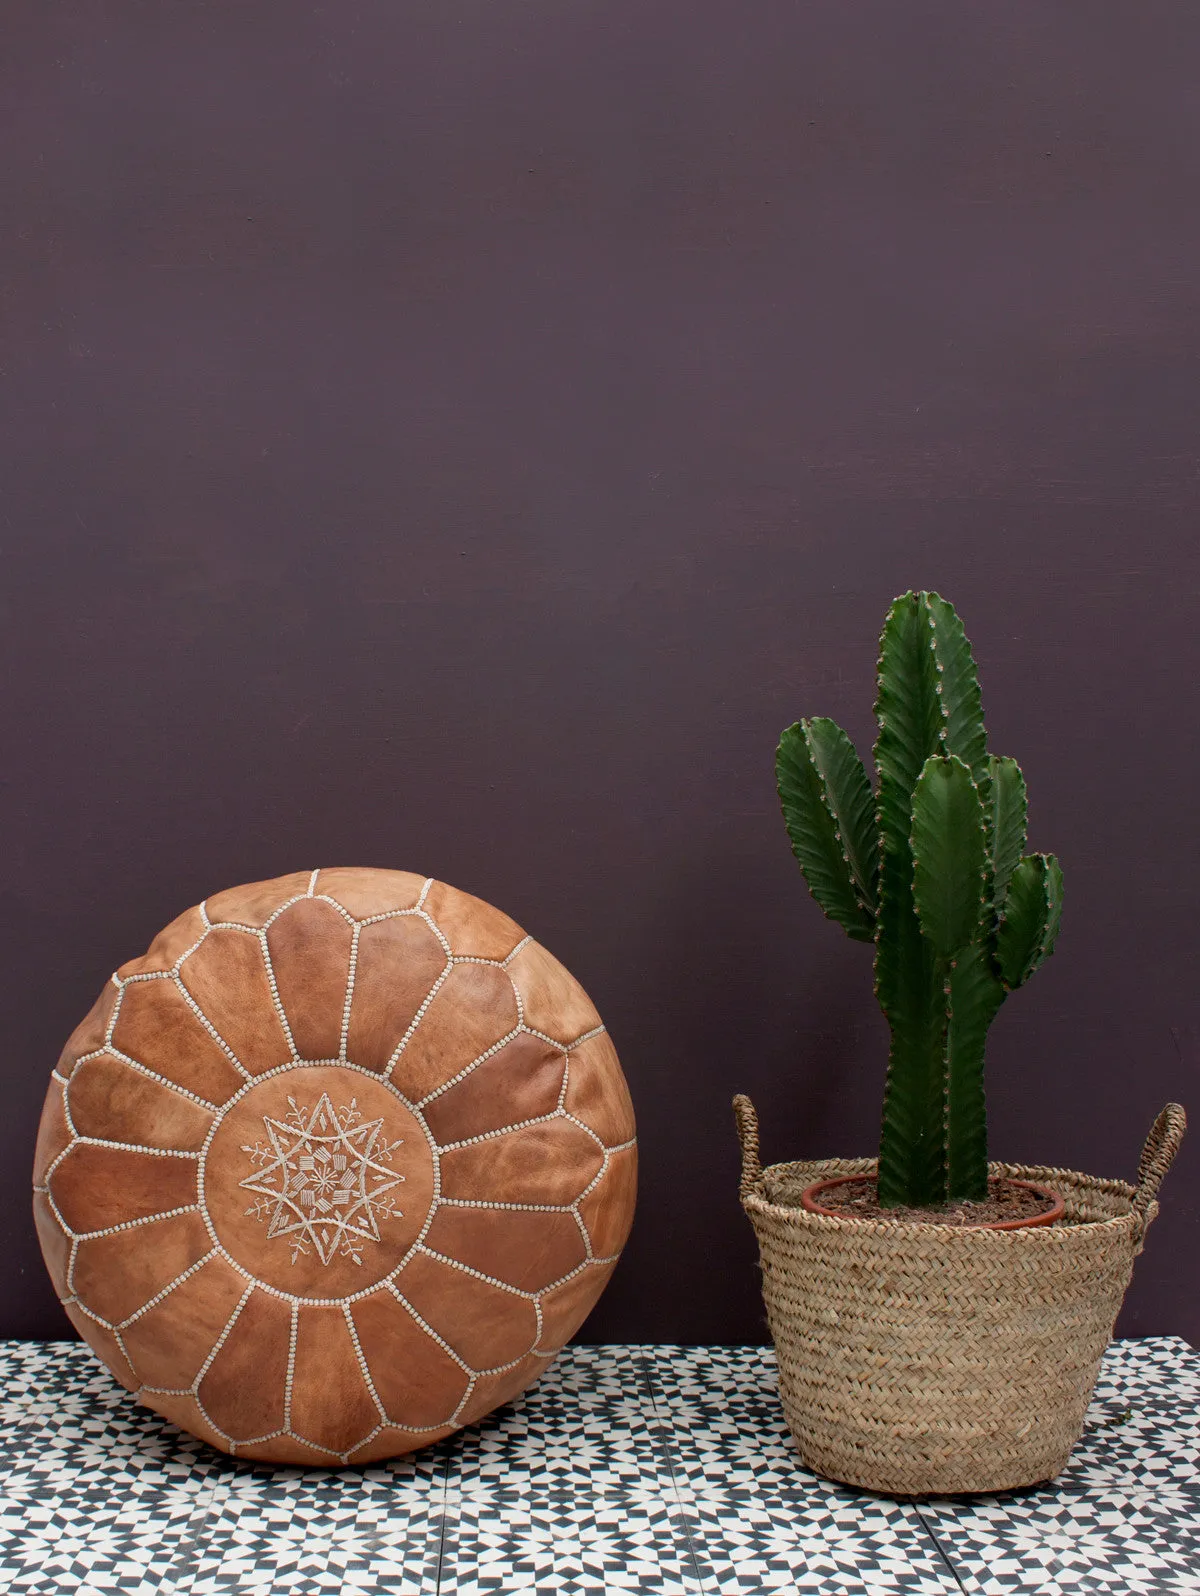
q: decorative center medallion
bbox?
[200,1064,437,1299]
[239,1093,405,1266]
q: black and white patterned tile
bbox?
[1,1338,1198,1594]
[436,1494,707,1596]
[916,1343,1200,1595]
[639,1344,961,1595]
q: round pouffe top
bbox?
[33,869,637,1465]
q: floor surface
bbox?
[1,1338,1197,1594]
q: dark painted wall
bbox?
[4,1,1197,1345]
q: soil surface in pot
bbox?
[811,1177,1058,1228]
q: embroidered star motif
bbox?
[240,1094,405,1265]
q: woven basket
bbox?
[733,1094,1186,1495]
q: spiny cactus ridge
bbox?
[776,591,1063,1207]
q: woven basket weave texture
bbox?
[734,1095,1185,1495]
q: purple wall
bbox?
[4,0,1197,1344]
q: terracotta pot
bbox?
[799,1172,1064,1230]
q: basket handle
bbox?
[1132,1102,1187,1236]
[732,1094,762,1202]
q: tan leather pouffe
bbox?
[32,869,637,1465]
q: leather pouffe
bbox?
[32,869,637,1464]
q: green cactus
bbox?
[776,591,1063,1207]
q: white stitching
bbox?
[448,1376,476,1425]
[416,1244,537,1300]
[191,1280,255,1386]
[193,1391,235,1450]
[416,908,452,957]
[42,1188,76,1241]
[65,1136,202,1159]
[523,1022,607,1052]
[76,1044,222,1112]
[572,1206,594,1260]
[259,930,297,1059]
[284,1301,298,1428]
[415,1027,524,1108]
[384,1284,471,1373]
[312,893,357,926]
[560,1111,606,1150]
[339,923,360,1063]
[172,973,253,1082]
[355,907,421,927]
[436,1108,561,1153]
[381,961,452,1080]
[343,1303,387,1422]
[73,1204,203,1241]
[171,928,210,971]
[501,935,532,967]
[105,983,122,1044]
[117,1249,218,1328]
[259,895,308,931]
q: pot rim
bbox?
[798,1173,1065,1231]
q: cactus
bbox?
[776,591,1063,1207]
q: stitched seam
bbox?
[78,1045,221,1112]
[385,1284,472,1373]
[73,1205,202,1241]
[118,1250,218,1329]
[343,1303,388,1422]
[524,1022,607,1052]
[436,1109,561,1153]
[339,923,360,1063]
[284,1302,298,1428]
[67,1137,202,1159]
[381,962,452,1080]
[259,930,297,1059]
[191,1281,254,1386]
[415,1027,525,1108]
[416,1244,536,1300]
[172,973,253,1081]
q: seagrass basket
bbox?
[733,1094,1186,1495]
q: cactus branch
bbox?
[984,755,1028,916]
[925,593,990,789]
[911,753,987,957]
[777,718,877,942]
[803,717,879,917]
[996,853,1064,990]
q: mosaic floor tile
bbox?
[438,1493,705,1595]
[0,1513,209,1595]
[1,1338,1198,1595]
[679,1496,959,1595]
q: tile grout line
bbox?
[911,1502,973,1595]
[432,1430,455,1596]
[636,1347,715,1596]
